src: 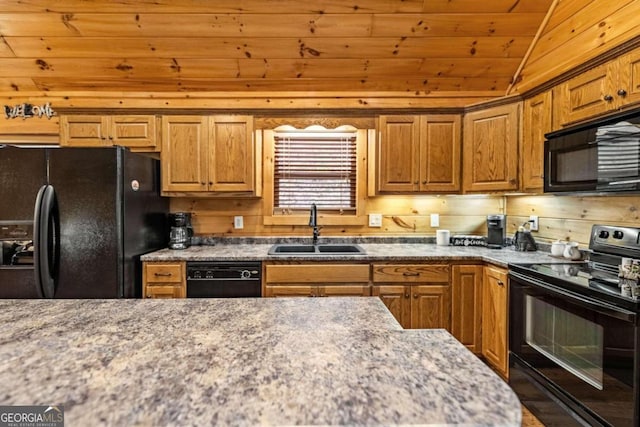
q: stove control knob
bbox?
[613,231,624,239]
[598,230,609,239]
[240,270,251,279]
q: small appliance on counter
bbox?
[513,222,538,252]
[168,212,193,250]
[486,214,506,249]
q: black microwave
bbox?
[544,109,640,194]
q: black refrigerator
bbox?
[0,146,169,298]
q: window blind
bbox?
[274,133,357,212]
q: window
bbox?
[273,127,357,213]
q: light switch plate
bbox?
[529,215,539,231]
[234,216,244,229]
[430,213,440,228]
[369,213,382,227]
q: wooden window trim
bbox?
[262,127,367,226]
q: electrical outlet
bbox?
[233,216,244,229]
[430,213,440,228]
[368,213,382,227]
[529,215,539,231]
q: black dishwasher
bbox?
[186,261,262,297]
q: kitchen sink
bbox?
[268,243,366,255]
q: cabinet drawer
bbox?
[372,264,449,283]
[265,264,370,284]
[145,263,183,283]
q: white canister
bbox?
[436,230,451,246]
[563,242,582,260]
[550,240,566,257]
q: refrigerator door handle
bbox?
[33,185,57,298]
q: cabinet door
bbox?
[209,115,255,192]
[59,115,110,147]
[521,92,552,192]
[420,115,461,192]
[320,285,371,297]
[144,285,185,299]
[463,103,519,192]
[451,265,483,354]
[554,61,619,126]
[373,285,410,328]
[264,285,316,297]
[377,115,420,192]
[618,49,640,108]
[161,116,209,192]
[410,285,451,330]
[110,115,157,150]
[482,265,509,378]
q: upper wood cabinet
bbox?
[482,265,509,379]
[462,103,520,193]
[521,91,552,193]
[451,265,483,355]
[60,115,158,151]
[0,115,59,144]
[377,114,461,193]
[161,115,256,195]
[554,49,640,126]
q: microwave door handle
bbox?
[606,178,640,186]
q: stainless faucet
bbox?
[309,203,320,245]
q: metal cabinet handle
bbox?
[603,94,614,102]
[422,180,427,185]
[146,294,152,298]
[497,280,504,287]
[403,272,420,277]
[154,272,173,277]
[404,292,410,299]
[413,293,418,299]
[413,181,419,185]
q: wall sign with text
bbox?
[4,103,56,120]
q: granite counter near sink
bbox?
[142,240,573,268]
[0,298,521,426]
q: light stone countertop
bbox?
[0,298,521,426]
[142,241,575,268]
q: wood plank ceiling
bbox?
[0,0,554,95]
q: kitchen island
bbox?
[0,298,521,426]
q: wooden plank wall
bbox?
[506,195,640,246]
[179,192,640,246]
[513,0,640,93]
[171,195,504,237]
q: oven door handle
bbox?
[510,272,637,323]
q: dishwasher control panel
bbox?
[187,262,261,281]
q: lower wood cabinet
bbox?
[451,265,483,354]
[263,263,371,297]
[481,265,509,378]
[372,264,450,329]
[142,261,186,298]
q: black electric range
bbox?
[509,224,640,427]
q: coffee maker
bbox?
[168,212,193,250]
[486,214,506,249]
